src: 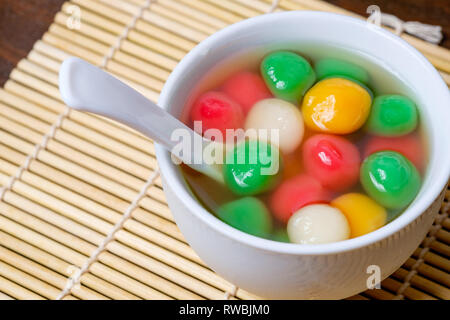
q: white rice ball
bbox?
[245,98,304,154]
[287,204,350,244]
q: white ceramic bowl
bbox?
[156,11,450,299]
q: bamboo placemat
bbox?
[0,0,448,300]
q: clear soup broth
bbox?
[180,43,428,244]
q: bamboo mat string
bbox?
[99,0,153,68]
[0,107,70,201]
[223,285,238,300]
[393,201,449,300]
[55,0,160,300]
[56,168,160,300]
[269,0,280,13]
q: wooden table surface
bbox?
[0,0,449,87]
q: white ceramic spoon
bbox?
[59,57,224,183]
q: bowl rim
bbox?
[157,10,450,255]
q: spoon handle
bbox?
[59,57,194,151]
[59,57,224,183]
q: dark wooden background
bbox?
[0,0,449,87]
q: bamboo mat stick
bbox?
[62,2,125,35]
[105,59,165,92]
[10,69,60,101]
[34,11,450,158]
[18,60,59,86]
[44,8,450,138]
[292,0,450,63]
[97,0,140,16]
[138,0,222,38]
[0,189,232,300]
[49,24,110,55]
[184,0,450,77]
[147,4,218,35]
[413,247,450,272]
[0,186,232,300]
[0,0,446,301]
[42,21,170,90]
[363,288,396,300]
[443,218,450,230]
[201,0,278,19]
[134,19,197,51]
[177,0,242,24]
[0,171,236,297]
[0,212,218,300]
[156,0,229,29]
[6,70,159,172]
[42,38,161,102]
[0,260,77,300]
[0,275,45,300]
[41,33,161,101]
[1,79,156,165]
[0,129,172,226]
[404,257,450,287]
[203,0,260,18]
[0,231,140,300]
[0,142,179,243]
[6,66,167,194]
[431,56,450,74]
[235,288,263,300]
[439,71,450,88]
[0,211,196,300]
[381,277,436,300]
[21,44,160,104]
[48,11,188,75]
[80,0,197,50]
[41,32,102,65]
[13,47,162,159]
[51,17,180,71]
[0,0,243,300]
[0,86,160,173]
[0,292,13,300]
[0,246,107,300]
[28,51,61,72]
[0,99,161,188]
[65,8,183,82]
[81,0,134,20]
[271,0,450,71]
[346,294,370,300]
[44,16,171,89]
[125,30,187,61]
[436,228,450,243]
[0,145,183,246]
[141,0,450,79]
[0,123,172,222]
[3,78,158,160]
[74,0,134,24]
[55,11,118,45]
[428,240,450,258]
[169,0,450,85]
[0,113,166,206]
[232,0,281,13]
[0,157,200,265]
[68,0,450,88]
[113,50,172,81]
[141,10,208,43]
[119,39,178,73]
[393,268,450,299]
